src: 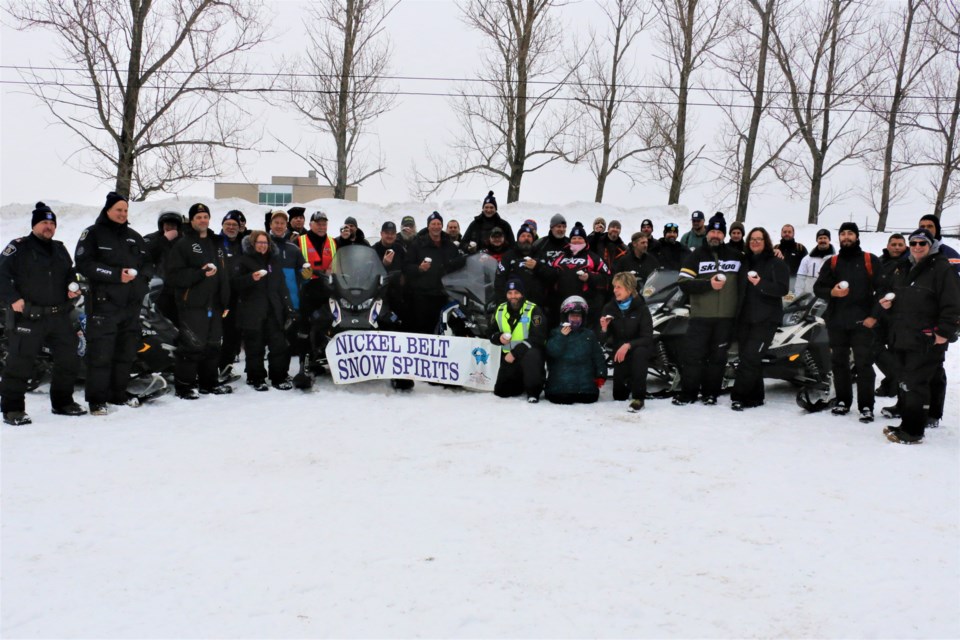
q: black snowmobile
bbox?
[437,252,499,338]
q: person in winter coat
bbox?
[614,232,660,284]
[547,222,611,328]
[873,234,911,398]
[403,211,467,334]
[674,212,745,406]
[544,296,606,404]
[599,272,653,412]
[727,221,745,254]
[594,220,628,269]
[532,214,569,264]
[489,277,547,402]
[680,210,707,250]
[0,203,86,424]
[730,227,790,410]
[653,222,685,271]
[462,191,514,253]
[217,210,245,379]
[495,223,553,309]
[879,228,960,444]
[481,227,508,262]
[75,192,152,414]
[813,221,882,422]
[796,229,835,292]
[231,231,294,391]
[918,214,960,275]
[773,224,808,275]
[165,203,233,399]
[586,217,606,254]
[143,210,184,324]
[267,210,305,313]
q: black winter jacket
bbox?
[740,250,790,325]
[403,232,467,296]
[532,234,570,264]
[613,250,660,283]
[462,212,514,250]
[813,242,881,330]
[494,245,552,305]
[600,295,653,353]
[0,234,75,307]
[888,250,960,350]
[75,212,151,313]
[166,228,231,311]
[653,239,685,271]
[231,236,293,330]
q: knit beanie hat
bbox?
[505,276,524,294]
[287,206,306,220]
[223,210,245,224]
[908,228,934,244]
[816,228,831,240]
[839,221,860,237]
[729,221,745,234]
[517,224,535,241]
[569,223,587,240]
[919,214,942,239]
[427,211,443,224]
[188,202,210,221]
[101,191,127,217]
[344,216,358,227]
[550,213,566,228]
[707,212,727,234]
[31,201,56,227]
[483,191,498,210]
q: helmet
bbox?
[157,210,182,231]
[559,295,589,316]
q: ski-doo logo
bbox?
[697,260,741,274]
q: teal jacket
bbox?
[545,327,606,396]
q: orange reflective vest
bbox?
[299,234,336,278]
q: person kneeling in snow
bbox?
[544,296,607,404]
[490,277,546,403]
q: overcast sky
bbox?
[0,0,953,228]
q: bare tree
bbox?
[646,0,726,204]
[708,0,797,222]
[283,0,397,199]
[562,0,658,202]
[8,0,267,200]
[414,0,572,203]
[864,0,943,231]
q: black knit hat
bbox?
[505,276,524,294]
[839,221,860,237]
[223,210,245,224]
[641,218,653,229]
[287,206,306,220]
[570,222,587,240]
[427,211,443,224]
[101,191,127,217]
[707,211,727,234]
[816,228,831,240]
[517,224,535,240]
[483,190,497,211]
[908,228,934,245]
[919,214,942,239]
[31,201,56,227]
[188,202,210,221]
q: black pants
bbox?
[612,345,650,401]
[242,316,290,385]
[895,346,946,437]
[411,293,447,335]
[829,325,875,410]
[494,348,544,399]
[1,311,79,412]
[679,317,735,400]
[155,289,179,327]
[175,307,223,392]
[85,307,140,404]
[219,305,242,371]
[731,322,778,407]
[546,391,599,404]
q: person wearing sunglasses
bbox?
[878,228,960,444]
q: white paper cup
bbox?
[303,263,311,270]
[884,292,896,301]
[204,263,215,271]
[501,333,511,341]
[716,273,726,282]
[562,322,571,328]
[423,257,432,263]
[748,271,758,278]
[68,282,80,292]
[839,281,849,290]
[256,269,268,277]
[577,270,585,276]
[127,269,137,277]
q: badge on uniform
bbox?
[2,244,15,256]
[520,316,529,324]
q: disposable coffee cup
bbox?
[577,270,585,276]
[302,262,311,270]
[68,282,80,293]
[884,292,896,301]
[127,268,137,277]
[256,269,268,277]
[204,263,215,271]
[386,249,394,255]
[748,271,758,279]
[839,281,849,290]
[501,333,511,341]
[716,273,726,282]
[562,322,571,328]
[424,257,432,263]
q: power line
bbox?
[1,64,957,103]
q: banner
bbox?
[325,330,501,392]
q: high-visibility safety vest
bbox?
[299,234,336,278]
[494,300,536,353]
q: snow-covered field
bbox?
[2,198,959,638]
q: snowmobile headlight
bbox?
[358,299,374,310]
[329,298,341,327]
[648,302,663,315]
[783,310,803,326]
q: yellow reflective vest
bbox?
[494,300,536,353]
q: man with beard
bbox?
[774,224,808,275]
[404,211,466,334]
[165,203,233,399]
[489,277,547,403]
[873,233,911,399]
[595,220,627,268]
[797,229,835,280]
[217,210,246,381]
[614,232,660,283]
[813,222,881,422]
[674,212,745,406]
[547,223,611,328]
[0,203,86,424]
[918,214,960,275]
[880,228,960,444]
[287,207,306,239]
[446,220,462,245]
[75,192,152,414]
[341,216,369,246]
[587,217,606,254]
[495,224,551,308]
[640,219,658,253]
[653,222,685,271]
[462,191,514,253]
[482,227,508,262]
[680,210,707,250]
[727,222,745,253]
[143,210,184,325]
[372,221,406,327]
[533,214,570,264]
[398,215,418,247]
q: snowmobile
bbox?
[294,244,396,388]
[640,269,689,397]
[437,252,500,339]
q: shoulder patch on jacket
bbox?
[2,243,16,256]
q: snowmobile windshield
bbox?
[442,253,498,308]
[782,275,826,326]
[330,245,387,299]
[641,269,683,307]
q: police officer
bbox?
[75,192,152,415]
[0,203,86,424]
[166,203,233,399]
[489,277,546,402]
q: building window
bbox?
[258,185,293,207]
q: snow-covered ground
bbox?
[2,199,959,638]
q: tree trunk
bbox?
[808,154,824,224]
[507,2,532,204]
[334,0,356,200]
[115,0,147,198]
[933,69,960,218]
[736,0,773,223]
[668,0,696,205]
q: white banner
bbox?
[325,330,501,391]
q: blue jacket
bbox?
[545,327,606,396]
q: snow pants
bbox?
[0,311,79,412]
[679,317,735,401]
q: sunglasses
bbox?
[909,240,928,247]
[665,224,679,230]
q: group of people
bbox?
[1,190,958,445]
